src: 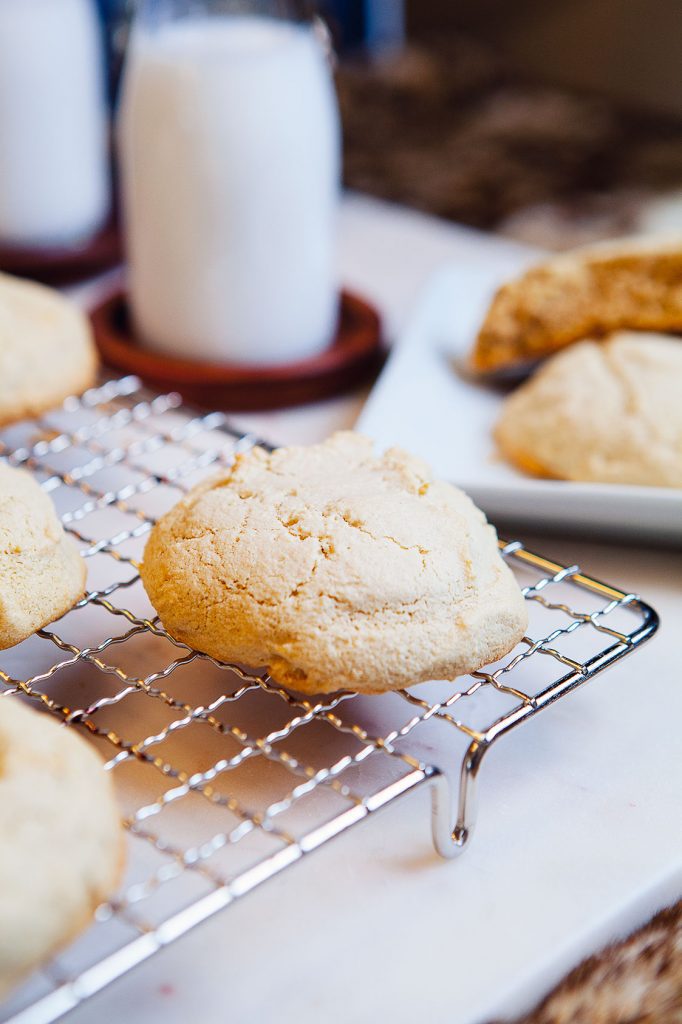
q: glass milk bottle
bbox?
[0,0,110,247]
[118,0,341,366]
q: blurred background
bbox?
[93,0,682,251]
[335,0,682,248]
[5,0,682,260]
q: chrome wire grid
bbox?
[0,376,658,1024]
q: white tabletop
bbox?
[65,195,681,1024]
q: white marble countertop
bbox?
[64,195,681,1024]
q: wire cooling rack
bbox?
[0,376,658,1024]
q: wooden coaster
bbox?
[0,215,121,285]
[90,289,385,411]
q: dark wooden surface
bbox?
[0,214,121,285]
[91,289,385,411]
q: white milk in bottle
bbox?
[0,0,110,247]
[118,11,341,365]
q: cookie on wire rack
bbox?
[0,463,86,649]
[0,698,124,998]
[140,432,528,695]
[0,271,97,426]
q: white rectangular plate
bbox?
[358,259,682,545]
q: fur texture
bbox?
[498,901,682,1024]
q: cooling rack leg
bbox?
[430,740,488,858]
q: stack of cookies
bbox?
[469,237,682,488]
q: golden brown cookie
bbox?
[495,332,682,487]
[0,463,87,649]
[471,236,682,372]
[0,699,124,998]
[0,271,97,425]
[140,432,528,694]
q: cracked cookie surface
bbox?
[140,432,528,694]
[495,332,682,486]
[0,463,87,650]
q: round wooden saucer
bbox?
[90,289,385,411]
[0,215,122,285]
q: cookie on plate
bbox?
[140,432,528,694]
[0,698,124,998]
[0,271,97,426]
[0,464,87,649]
[495,331,682,487]
[470,236,682,372]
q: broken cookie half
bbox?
[470,235,682,373]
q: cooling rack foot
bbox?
[430,740,488,858]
